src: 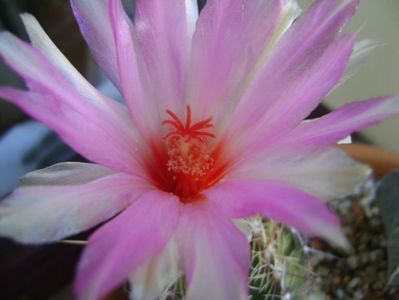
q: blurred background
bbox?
[0,0,398,299]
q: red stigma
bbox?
[162,105,216,141]
[146,106,229,202]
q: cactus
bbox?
[162,216,319,299]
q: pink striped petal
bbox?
[177,200,250,300]
[70,0,120,87]
[0,167,150,243]
[0,33,143,173]
[0,87,138,174]
[280,96,399,147]
[20,13,134,115]
[108,0,160,137]
[187,0,282,122]
[227,0,359,149]
[20,13,103,102]
[231,148,370,200]
[205,179,349,249]
[134,0,198,112]
[75,190,179,300]
[229,33,356,155]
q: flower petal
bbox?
[0,33,143,173]
[70,0,120,87]
[267,0,301,50]
[205,179,349,249]
[129,237,180,300]
[231,148,371,200]
[343,39,380,83]
[75,190,179,300]
[230,33,356,154]
[19,162,114,186]
[187,0,282,121]
[177,200,250,300]
[108,0,160,137]
[0,168,150,243]
[227,0,359,150]
[21,12,137,114]
[280,96,399,147]
[20,13,102,102]
[134,0,198,112]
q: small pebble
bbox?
[346,256,359,269]
[347,277,362,290]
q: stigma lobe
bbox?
[162,105,216,141]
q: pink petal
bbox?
[75,190,179,300]
[134,0,198,113]
[205,179,349,249]
[177,200,250,300]
[280,96,399,147]
[129,238,180,300]
[21,12,140,117]
[230,148,370,200]
[108,0,160,137]
[70,0,120,87]
[0,166,150,243]
[0,33,143,173]
[20,13,104,103]
[227,0,359,150]
[187,0,282,122]
[229,33,356,155]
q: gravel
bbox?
[311,194,399,299]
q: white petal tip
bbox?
[19,12,34,21]
[334,234,352,251]
[20,13,40,32]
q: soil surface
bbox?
[312,194,399,300]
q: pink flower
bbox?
[0,0,398,299]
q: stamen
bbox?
[166,137,214,177]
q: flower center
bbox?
[148,106,228,202]
[166,136,214,177]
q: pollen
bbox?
[166,136,214,177]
